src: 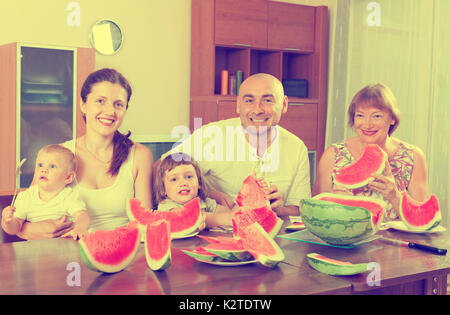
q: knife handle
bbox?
[408,242,447,255]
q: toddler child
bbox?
[154,153,236,229]
[1,144,90,240]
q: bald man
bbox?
[164,73,311,216]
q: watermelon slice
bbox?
[240,222,285,268]
[306,253,369,276]
[399,193,441,231]
[181,246,221,262]
[79,221,140,273]
[232,206,283,238]
[202,237,252,261]
[334,144,388,189]
[127,197,202,238]
[236,175,269,208]
[145,220,172,271]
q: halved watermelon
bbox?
[399,193,441,231]
[236,175,270,208]
[145,220,171,271]
[315,192,387,228]
[334,144,388,189]
[232,205,283,238]
[127,197,202,238]
[306,253,368,276]
[79,221,140,273]
[240,222,285,268]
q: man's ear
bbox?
[282,95,288,114]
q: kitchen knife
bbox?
[381,237,447,255]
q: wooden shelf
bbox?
[190,0,328,161]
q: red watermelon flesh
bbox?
[239,222,285,268]
[236,175,269,208]
[400,193,441,230]
[232,205,283,238]
[127,197,202,237]
[334,144,387,189]
[317,194,386,226]
[145,220,172,271]
[79,221,140,273]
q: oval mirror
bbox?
[89,19,123,55]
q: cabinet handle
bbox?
[234,43,252,48]
[289,102,305,106]
[284,48,301,52]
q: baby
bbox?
[154,153,236,229]
[1,144,89,240]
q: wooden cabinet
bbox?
[268,2,315,52]
[215,0,268,48]
[191,0,328,176]
[0,43,95,195]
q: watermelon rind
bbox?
[240,222,285,268]
[300,198,377,245]
[314,192,387,228]
[181,248,222,262]
[399,193,441,231]
[306,253,368,276]
[78,222,141,274]
[145,220,172,271]
[334,144,388,189]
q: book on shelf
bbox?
[221,70,228,95]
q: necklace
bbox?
[83,137,112,166]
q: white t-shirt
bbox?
[63,140,135,232]
[14,185,86,222]
[163,117,311,206]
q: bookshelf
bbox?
[190,0,329,175]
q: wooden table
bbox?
[1,222,449,296]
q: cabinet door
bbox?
[215,0,268,48]
[217,99,238,121]
[19,45,77,188]
[279,102,317,150]
[268,2,315,52]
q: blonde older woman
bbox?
[313,83,429,220]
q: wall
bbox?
[0,0,335,142]
[0,0,191,141]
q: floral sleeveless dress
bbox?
[332,142,414,221]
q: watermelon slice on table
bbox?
[127,197,202,238]
[399,192,441,231]
[232,205,283,238]
[236,175,270,208]
[334,144,388,189]
[181,246,221,262]
[145,220,172,271]
[306,253,369,276]
[79,221,140,273]
[203,237,252,262]
[239,222,285,268]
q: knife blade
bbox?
[381,237,447,255]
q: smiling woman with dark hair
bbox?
[16,68,154,239]
[313,83,430,221]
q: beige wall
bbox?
[0,0,334,140]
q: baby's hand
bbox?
[62,226,87,240]
[2,206,16,223]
